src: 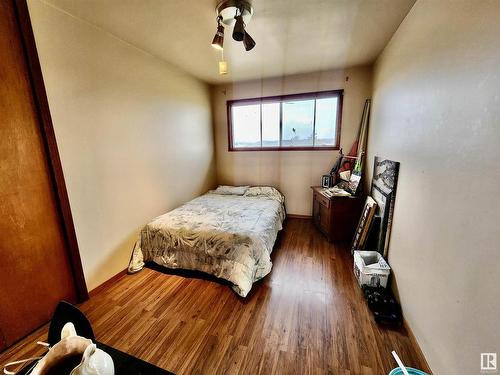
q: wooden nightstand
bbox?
[311,186,364,242]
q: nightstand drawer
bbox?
[314,191,330,208]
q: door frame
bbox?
[12,0,88,302]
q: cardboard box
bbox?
[353,250,391,288]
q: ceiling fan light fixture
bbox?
[212,0,255,75]
[211,17,224,50]
[232,13,245,42]
[243,31,256,51]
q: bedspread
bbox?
[128,188,285,297]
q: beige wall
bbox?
[367,1,500,374]
[212,66,373,215]
[28,0,216,290]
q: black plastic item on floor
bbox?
[362,285,402,326]
[48,301,95,346]
[16,301,174,375]
[16,343,174,375]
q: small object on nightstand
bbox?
[311,186,364,242]
[322,189,333,198]
[321,174,333,188]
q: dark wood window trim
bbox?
[227,90,343,152]
[14,0,88,302]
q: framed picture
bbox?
[370,157,400,257]
[351,196,377,254]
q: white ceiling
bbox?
[43,0,416,84]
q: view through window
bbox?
[228,91,342,150]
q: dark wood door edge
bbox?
[12,0,88,302]
[0,329,6,352]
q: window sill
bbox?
[228,146,340,152]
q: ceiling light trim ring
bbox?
[215,0,253,28]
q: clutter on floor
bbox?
[349,155,402,328]
[3,301,114,375]
[320,100,405,330]
[3,301,173,375]
[362,285,402,326]
[353,250,391,288]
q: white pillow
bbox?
[244,186,285,204]
[213,185,249,195]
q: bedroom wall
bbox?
[27,0,216,290]
[366,1,500,374]
[212,66,373,215]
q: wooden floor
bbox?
[0,218,430,374]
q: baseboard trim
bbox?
[403,318,433,374]
[89,268,128,298]
[287,214,312,219]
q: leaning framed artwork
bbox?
[370,157,400,257]
[351,196,377,254]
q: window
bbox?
[228,90,342,151]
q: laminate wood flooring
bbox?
[0,218,430,374]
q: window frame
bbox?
[227,90,343,152]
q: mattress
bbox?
[128,187,286,297]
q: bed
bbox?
[128,186,286,297]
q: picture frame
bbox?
[370,157,400,257]
[351,196,377,254]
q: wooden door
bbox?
[0,1,86,351]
